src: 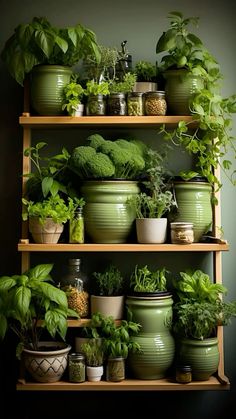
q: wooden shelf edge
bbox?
[18,241,229,252]
[19,115,195,127]
[16,376,230,391]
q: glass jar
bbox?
[60,258,89,317]
[68,353,86,382]
[69,207,84,244]
[86,94,106,116]
[127,92,144,116]
[144,91,167,115]
[176,365,192,384]
[107,93,127,116]
[170,222,194,244]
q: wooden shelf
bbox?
[18,241,229,252]
[19,114,195,128]
[16,375,230,391]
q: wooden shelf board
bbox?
[16,375,230,391]
[19,115,195,128]
[18,242,229,252]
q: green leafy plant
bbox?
[92,264,124,296]
[1,16,101,86]
[22,194,76,225]
[134,60,157,82]
[109,72,136,94]
[130,265,168,293]
[173,269,236,339]
[85,79,110,96]
[81,338,104,366]
[156,11,236,191]
[83,44,119,83]
[69,133,147,180]
[0,263,79,357]
[61,78,85,116]
[23,141,70,201]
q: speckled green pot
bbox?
[126,294,175,379]
[80,180,140,243]
[30,65,72,115]
[178,337,220,381]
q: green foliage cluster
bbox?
[173,269,236,339]
[84,79,110,96]
[83,44,119,83]
[92,264,124,296]
[0,264,78,356]
[62,78,85,116]
[109,72,137,94]
[81,338,104,366]
[1,16,101,86]
[156,11,236,190]
[130,265,168,293]
[69,133,147,180]
[134,60,157,82]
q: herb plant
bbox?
[62,78,85,116]
[92,264,124,296]
[85,79,110,96]
[1,16,101,86]
[130,265,168,293]
[134,60,157,82]
[81,338,104,366]
[109,72,137,94]
[0,263,78,357]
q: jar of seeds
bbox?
[127,92,144,116]
[144,91,167,115]
[107,93,127,116]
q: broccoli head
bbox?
[86,153,115,178]
[87,133,107,150]
[69,146,96,178]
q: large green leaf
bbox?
[28,263,53,282]
[156,29,177,53]
[34,30,54,59]
[15,286,31,317]
[0,276,16,291]
[42,176,53,198]
[40,282,67,307]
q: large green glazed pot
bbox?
[80,180,140,243]
[30,65,72,115]
[164,69,204,115]
[172,179,213,242]
[178,337,220,381]
[126,294,175,379]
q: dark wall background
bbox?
[0,0,236,418]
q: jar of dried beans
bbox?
[144,91,167,115]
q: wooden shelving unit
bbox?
[18,114,230,391]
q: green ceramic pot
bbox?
[30,65,72,115]
[172,179,213,242]
[126,293,175,379]
[164,69,204,115]
[80,180,140,243]
[178,337,220,381]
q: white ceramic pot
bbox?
[136,218,167,244]
[74,103,84,116]
[90,295,124,320]
[86,365,104,382]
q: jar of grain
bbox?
[170,222,194,244]
[127,92,144,116]
[144,91,167,115]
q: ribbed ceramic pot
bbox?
[126,293,175,379]
[164,69,204,115]
[178,337,220,381]
[172,178,213,242]
[80,180,140,243]
[30,65,72,115]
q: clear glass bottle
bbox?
[86,94,106,116]
[60,258,89,318]
[68,352,86,382]
[144,90,167,115]
[108,93,127,116]
[69,207,84,244]
[127,92,144,116]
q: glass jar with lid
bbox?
[127,92,144,116]
[144,91,167,115]
[107,93,127,116]
[68,352,86,383]
[86,94,106,116]
[170,222,194,244]
[60,258,89,317]
[69,207,84,244]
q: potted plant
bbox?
[22,194,76,243]
[81,338,104,382]
[62,76,85,116]
[90,264,125,320]
[107,72,137,115]
[126,264,175,380]
[172,269,236,381]
[68,134,148,243]
[133,60,157,93]
[156,11,236,191]
[0,263,79,382]
[129,147,176,243]
[84,79,110,115]
[1,16,101,115]
[83,44,119,84]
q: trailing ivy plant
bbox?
[156,11,236,191]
